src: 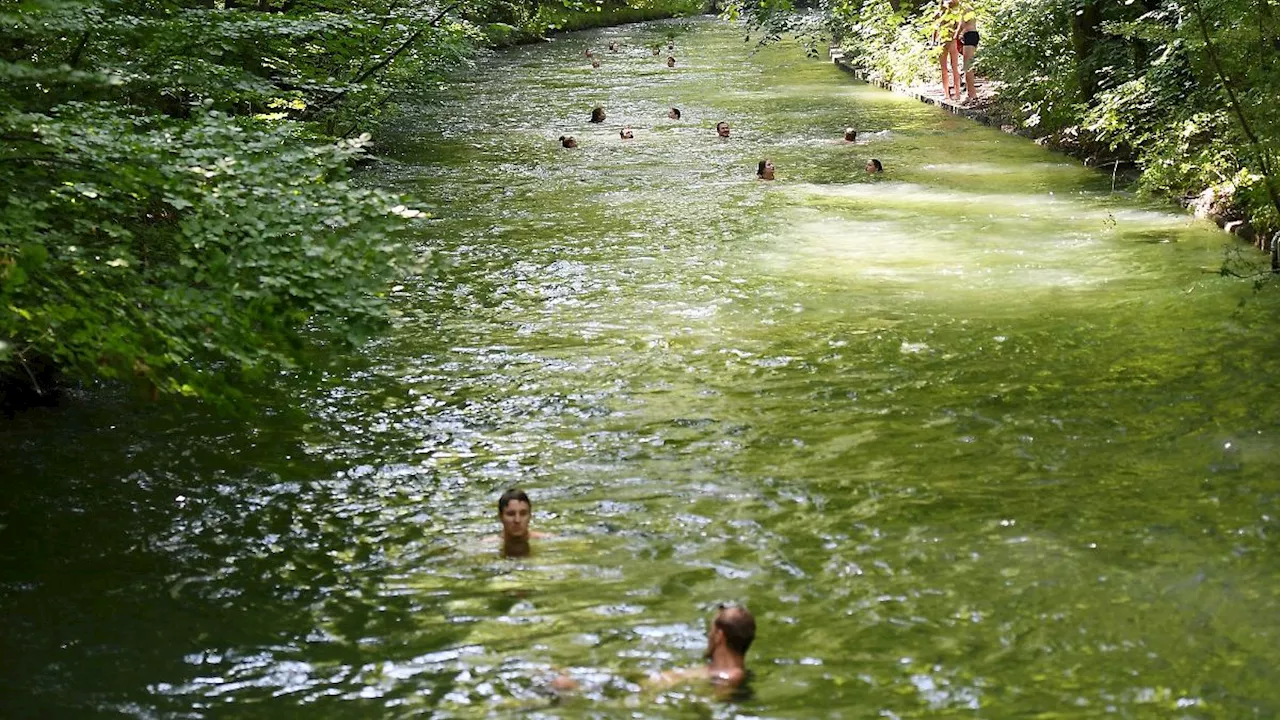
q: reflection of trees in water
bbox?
[0,399,471,716]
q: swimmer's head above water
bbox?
[704,604,755,687]
[666,55,676,68]
[590,106,606,123]
[620,126,634,140]
[843,127,857,142]
[866,158,883,173]
[716,121,730,138]
[558,135,577,148]
[668,107,681,120]
[498,488,533,542]
[756,159,775,180]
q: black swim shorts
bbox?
[962,30,980,47]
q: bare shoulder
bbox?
[709,667,746,687]
[646,665,708,690]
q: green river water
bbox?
[5,17,1280,719]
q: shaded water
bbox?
[5,17,1280,719]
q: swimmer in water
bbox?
[591,58,601,68]
[552,604,757,698]
[620,126,634,140]
[756,159,775,180]
[866,158,884,173]
[843,127,857,142]
[716,121,730,138]
[608,41,619,52]
[650,605,756,694]
[652,45,661,56]
[668,107,682,120]
[667,55,676,68]
[559,135,577,148]
[492,488,549,558]
[584,48,593,57]
[589,106,606,123]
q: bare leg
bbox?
[939,48,951,99]
[962,44,977,101]
[940,44,960,100]
[948,44,962,100]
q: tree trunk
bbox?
[1070,0,1103,102]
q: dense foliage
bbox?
[0,0,704,406]
[725,0,1280,244]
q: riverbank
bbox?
[830,51,1274,255]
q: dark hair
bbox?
[869,158,883,172]
[670,107,681,119]
[716,121,728,130]
[844,127,857,141]
[756,159,767,177]
[589,106,605,123]
[715,606,756,655]
[498,489,531,513]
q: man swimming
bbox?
[551,604,756,697]
[716,121,730,138]
[559,135,578,148]
[666,55,676,68]
[843,127,858,142]
[620,126,634,140]
[650,605,756,693]
[590,106,606,123]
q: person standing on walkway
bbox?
[957,1,980,103]
[933,0,962,101]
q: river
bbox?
[4,16,1280,719]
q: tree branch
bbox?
[303,2,458,119]
[67,29,91,68]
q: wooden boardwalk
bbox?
[830,49,1004,130]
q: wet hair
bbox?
[715,606,756,655]
[498,488,531,513]
[869,158,884,172]
[756,159,768,177]
[844,127,857,141]
[716,121,729,132]
[558,135,576,148]
[670,107,681,119]
[666,56,676,66]
[620,127,633,139]
[589,106,605,123]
